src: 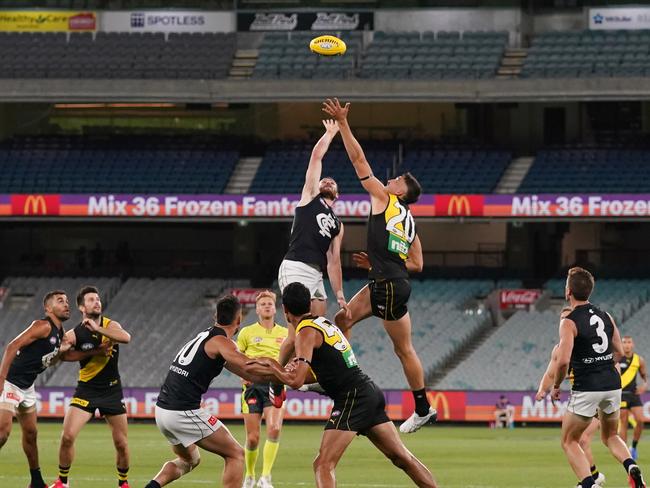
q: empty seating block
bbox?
[522,30,650,79]
[403,148,511,193]
[0,135,239,194]
[0,31,236,80]
[360,30,507,80]
[520,148,650,193]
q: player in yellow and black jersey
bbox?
[251,282,437,488]
[237,290,288,488]
[323,98,435,434]
[619,335,648,460]
[50,286,132,488]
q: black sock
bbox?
[412,389,430,416]
[624,457,637,472]
[29,468,46,488]
[581,475,595,488]
[590,465,599,478]
[145,481,161,488]
[633,439,639,449]
[58,465,70,484]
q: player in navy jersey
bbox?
[543,267,646,488]
[144,295,288,488]
[277,119,350,369]
[0,290,71,488]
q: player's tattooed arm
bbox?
[281,327,320,390]
[0,320,51,393]
[214,337,282,384]
[300,119,340,206]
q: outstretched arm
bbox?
[300,119,340,206]
[322,98,387,206]
[213,336,288,384]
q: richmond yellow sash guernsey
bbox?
[367,193,416,280]
[295,316,369,399]
[75,316,121,386]
[620,353,641,392]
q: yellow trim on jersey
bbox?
[621,353,640,389]
[78,316,113,383]
[237,322,287,360]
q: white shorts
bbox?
[278,259,327,300]
[155,405,223,447]
[0,381,37,414]
[567,389,622,418]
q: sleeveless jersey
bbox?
[7,317,63,389]
[157,327,227,411]
[568,304,621,392]
[295,316,370,400]
[284,195,341,271]
[620,353,641,393]
[236,322,287,360]
[74,316,121,389]
[367,194,416,280]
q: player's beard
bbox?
[320,188,337,201]
[86,312,101,320]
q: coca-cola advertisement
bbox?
[499,289,542,310]
[231,288,267,305]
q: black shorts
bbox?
[242,383,272,414]
[622,392,643,409]
[325,381,389,435]
[369,278,411,321]
[70,384,126,416]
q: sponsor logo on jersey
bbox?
[50,336,58,344]
[207,415,218,426]
[81,342,94,351]
[253,337,263,343]
[330,410,341,417]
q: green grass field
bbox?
[0,421,641,487]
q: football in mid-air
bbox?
[309,35,347,56]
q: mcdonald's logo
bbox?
[435,195,484,217]
[427,392,450,420]
[11,194,61,216]
[448,195,471,216]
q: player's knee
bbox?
[113,435,128,454]
[22,426,37,445]
[313,454,335,474]
[393,343,416,360]
[0,430,9,447]
[267,424,281,440]
[60,431,76,448]
[189,449,201,469]
[246,431,260,449]
[334,310,350,330]
[387,450,410,470]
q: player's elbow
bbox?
[118,332,131,344]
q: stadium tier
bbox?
[519,149,650,193]
[252,30,506,80]
[438,279,650,390]
[522,30,650,79]
[0,135,239,193]
[0,31,235,80]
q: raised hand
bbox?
[352,252,371,270]
[322,119,339,136]
[322,98,350,122]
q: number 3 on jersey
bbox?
[590,315,609,354]
[385,195,415,260]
